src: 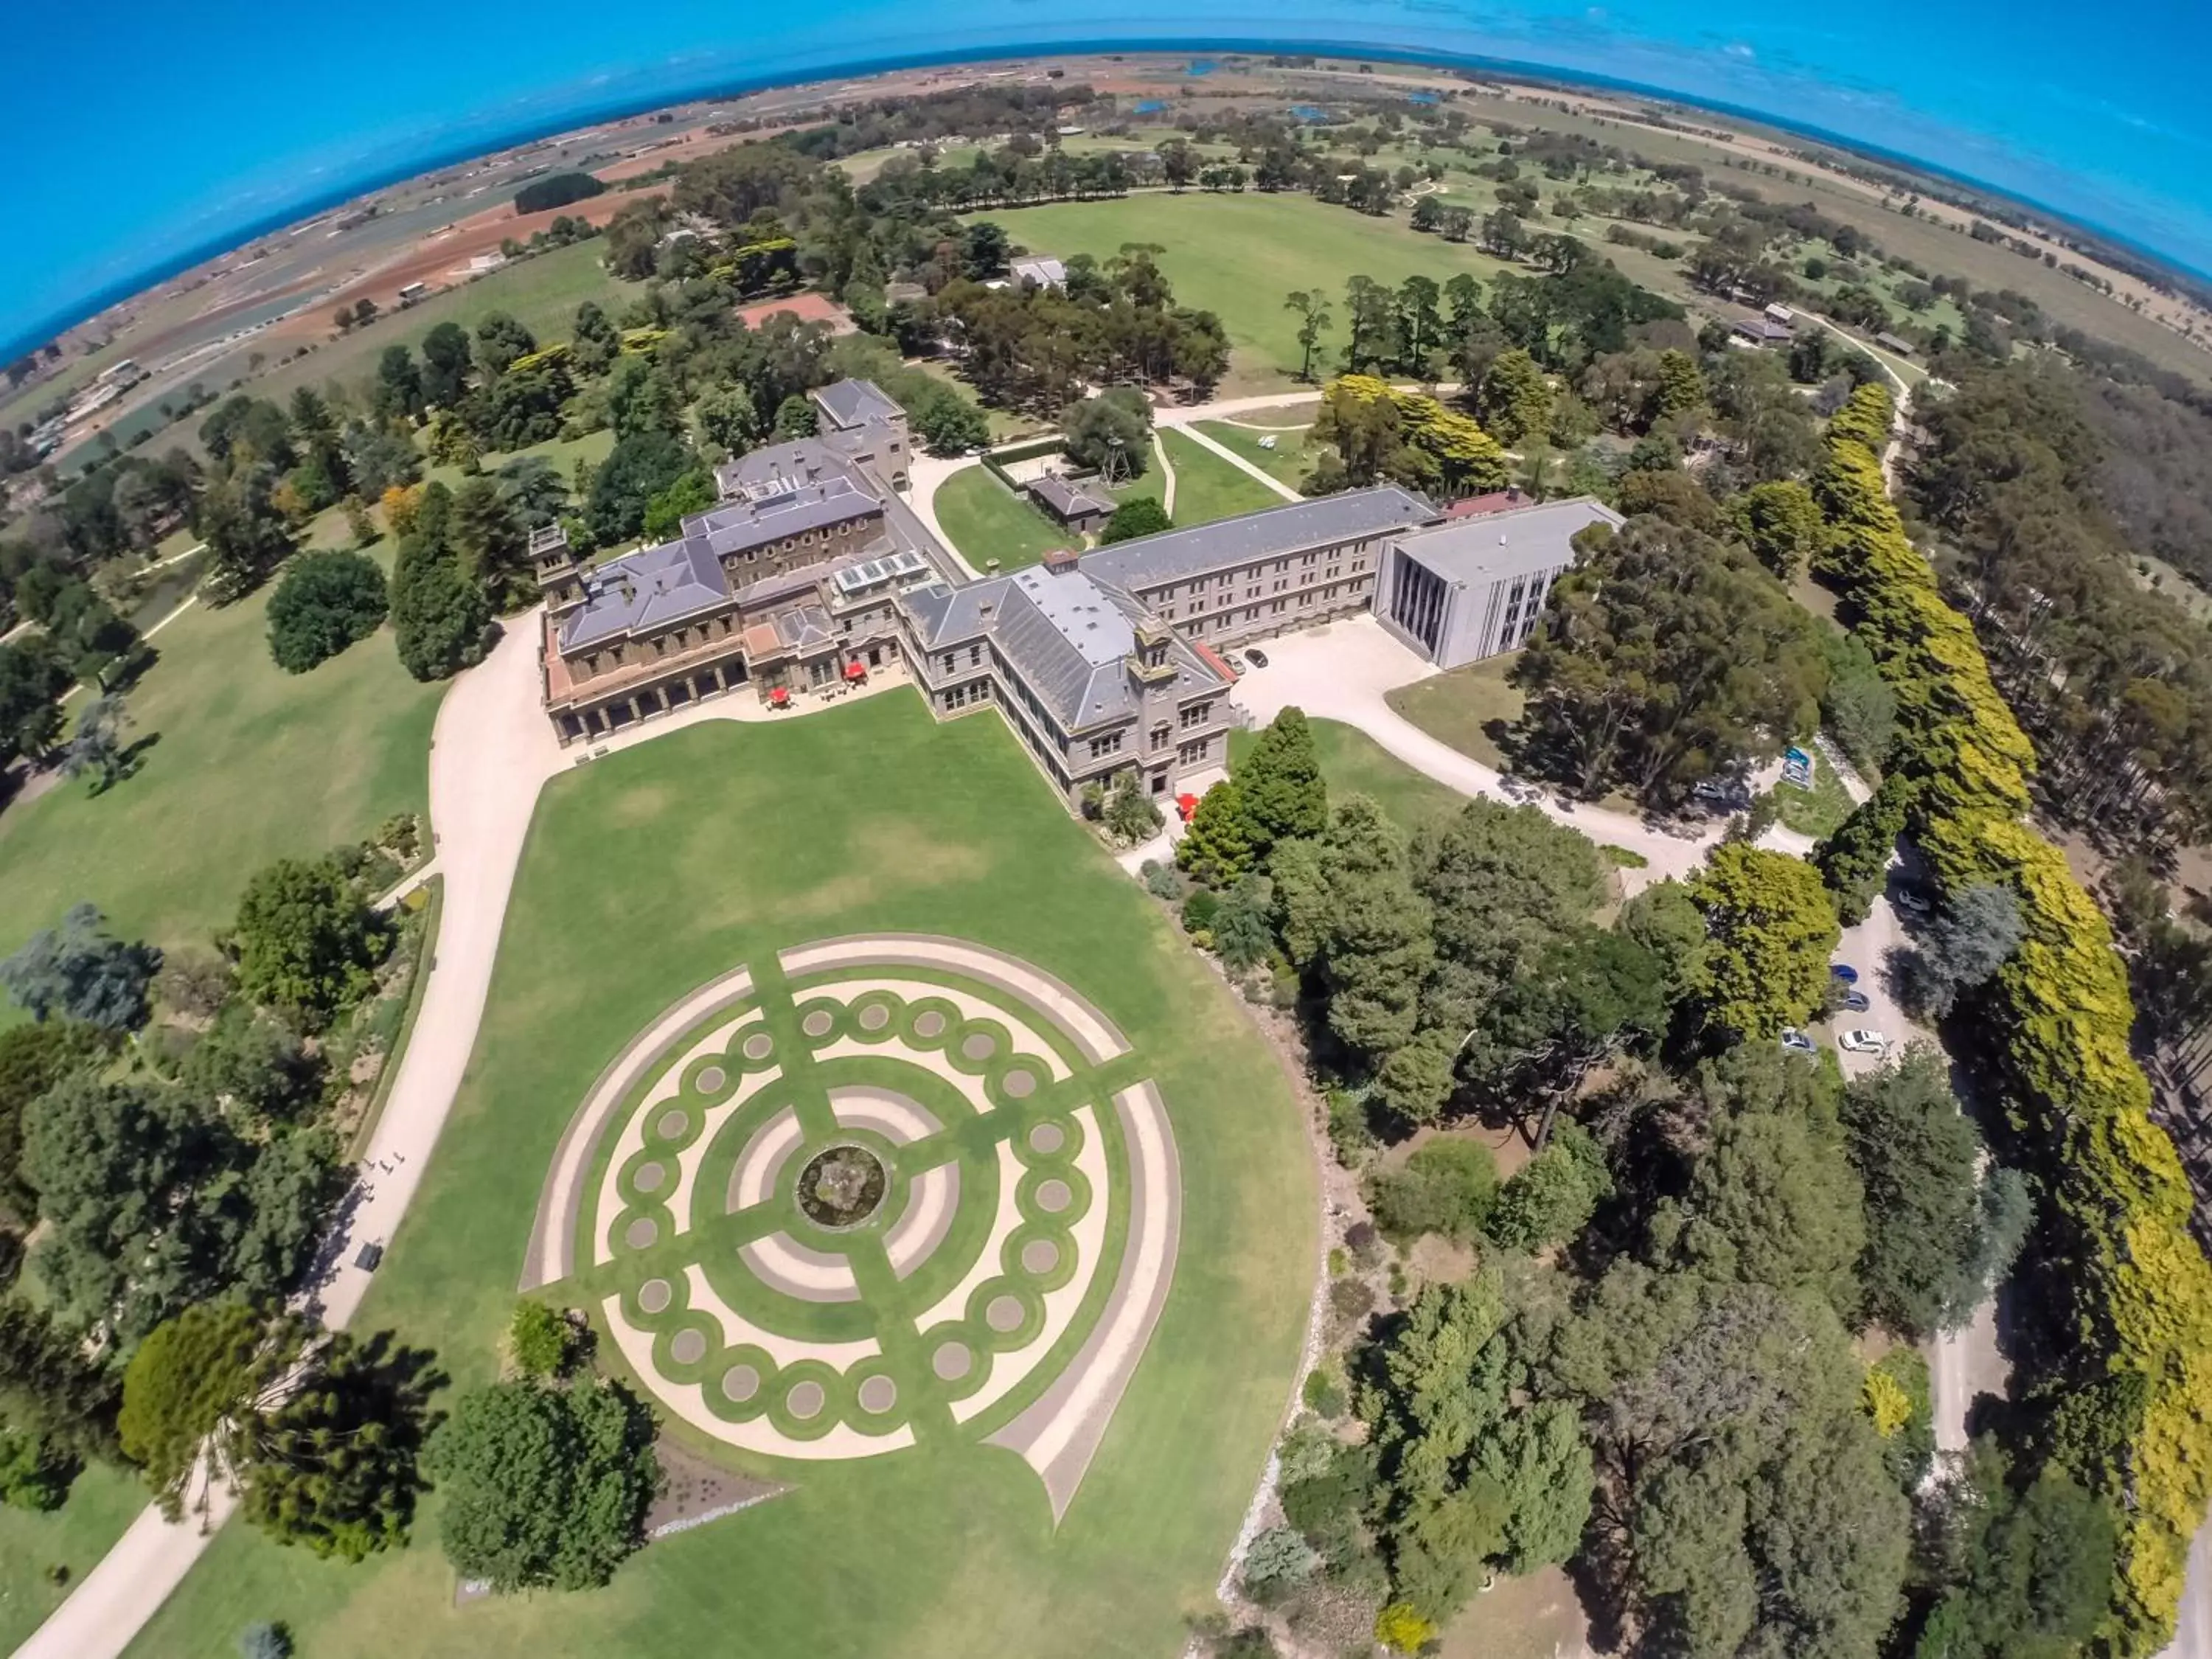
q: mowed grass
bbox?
[0,546,443,964]
[1194,417,1313,490]
[1384,653,1528,773]
[130,694,1315,1659]
[931,467,1070,572]
[1157,428,1287,523]
[1234,715,1472,838]
[972,193,1519,392]
[1775,746,1856,839]
[0,1464,150,1652]
[422,428,614,496]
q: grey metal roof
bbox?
[558,538,728,650]
[1080,484,1435,591]
[813,378,904,431]
[1028,474,1112,520]
[677,473,877,568]
[1011,255,1067,288]
[1394,498,1623,589]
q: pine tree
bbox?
[1237,708,1328,853]
[1175,779,1253,886]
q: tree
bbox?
[1284,291,1333,383]
[0,637,72,764]
[0,902,159,1029]
[908,394,990,456]
[265,550,388,672]
[426,1378,661,1593]
[1175,779,1253,886]
[237,1330,443,1561]
[450,476,529,602]
[232,855,383,1023]
[1511,516,1826,806]
[1897,884,2025,1019]
[119,1302,295,1519]
[1099,497,1170,543]
[773,394,818,439]
[1476,348,1551,445]
[1236,706,1328,853]
[1840,1047,2018,1335]
[1313,796,1433,1060]
[1061,389,1152,478]
[1917,1442,2118,1659]
[373,346,425,425]
[1687,844,1840,1040]
[198,465,298,605]
[587,430,695,544]
[389,498,493,682]
[60,694,136,794]
[1489,1121,1610,1251]
[418,322,473,408]
[1734,479,1826,579]
[473,313,537,376]
[1102,771,1163,846]
[0,1299,122,1463]
[1211,875,1276,972]
[0,1020,106,1222]
[641,470,716,542]
[1678,1105,1867,1315]
[1815,773,1911,926]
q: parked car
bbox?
[1893,888,1934,917]
[1838,1029,1888,1055]
[1244,647,1269,668]
[1781,1029,1818,1057]
[1831,962,1860,984]
[1840,989,1871,1014]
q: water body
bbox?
[8,0,2211,356]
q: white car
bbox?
[1837,1029,1888,1056]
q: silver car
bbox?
[1837,1029,1888,1056]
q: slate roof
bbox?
[1394,498,1622,588]
[1080,485,1435,591]
[813,378,904,431]
[558,538,728,650]
[902,567,1228,733]
[1027,473,1113,521]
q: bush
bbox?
[1368,1139,1498,1243]
[1243,1524,1321,1603]
[1141,860,1183,902]
[265,550,389,672]
[1180,888,1221,935]
[237,1622,293,1659]
[508,1301,574,1378]
[1101,496,1171,544]
[1303,1366,1348,1419]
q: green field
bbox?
[1234,715,1472,838]
[1192,416,1313,490]
[1155,428,1285,523]
[972,193,1520,393]
[1384,654,1528,773]
[0,546,443,964]
[246,243,647,420]
[0,1464,148,1652]
[931,467,1071,572]
[422,428,615,496]
[130,695,1314,1659]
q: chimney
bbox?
[1043,547,1081,577]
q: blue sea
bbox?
[7,0,2211,357]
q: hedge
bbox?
[1812,382,2212,1655]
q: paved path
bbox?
[1151,432,1177,518]
[1173,422,1301,503]
[11,618,911,1659]
[1229,616,1723,888]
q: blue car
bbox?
[1831,963,1860,985]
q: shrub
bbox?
[1243,1524,1321,1603]
[508,1301,574,1378]
[1303,1366,1348,1419]
[237,1622,293,1659]
[1368,1139,1498,1243]
[1180,888,1221,935]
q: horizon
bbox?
[9,1,2212,361]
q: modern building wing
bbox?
[1376,497,1621,669]
[1079,486,1433,592]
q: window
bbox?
[1297,591,1314,608]
[1245,607,1259,622]
[1088,731,1124,759]
[1325,565,1340,580]
[940,653,956,675]
[1270,579,1286,593]
[1178,737,1211,765]
[1270,599,1285,615]
[1152,724,1172,748]
[1179,702,1212,730]
[945,685,967,711]
[969,644,983,667]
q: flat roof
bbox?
[1080,485,1434,591]
[1394,498,1623,589]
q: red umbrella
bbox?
[1176,793,1200,821]
[768,685,790,706]
[844,660,866,681]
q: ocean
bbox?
[7,0,2211,358]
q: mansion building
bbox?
[537,378,1617,812]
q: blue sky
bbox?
[7,0,2212,356]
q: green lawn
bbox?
[130,695,1315,1659]
[1155,429,1285,524]
[1774,747,1856,840]
[0,1464,149,1653]
[931,467,1071,573]
[1384,654,1528,773]
[422,428,615,497]
[1194,417,1313,490]
[247,243,646,418]
[973,193,1520,393]
[1234,716,1472,839]
[0,546,443,965]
